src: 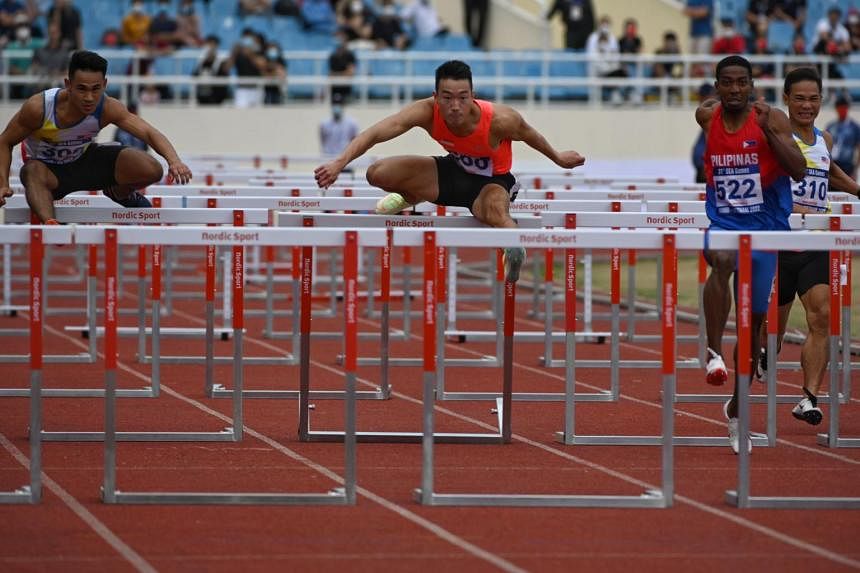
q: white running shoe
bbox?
[723,399,752,455]
[791,397,823,426]
[375,193,410,214]
[502,247,526,283]
[755,347,767,381]
[706,348,728,386]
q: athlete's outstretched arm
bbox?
[494,105,585,169]
[0,96,42,206]
[754,100,806,181]
[102,98,192,184]
[314,99,433,189]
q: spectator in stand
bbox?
[813,6,851,53]
[652,30,682,103]
[121,0,151,47]
[791,30,806,54]
[545,0,595,51]
[46,0,80,50]
[149,0,180,51]
[848,10,860,52]
[328,39,357,101]
[263,40,287,104]
[401,0,449,40]
[463,0,489,49]
[750,36,775,102]
[813,6,851,82]
[683,0,713,54]
[771,0,806,33]
[712,18,745,54]
[193,34,230,105]
[618,17,641,54]
[273,0,300,17]
[239,0,272,16]
[618,18,642,104]
[0,0,27,45]
[301,0,337,34]
[7,13,44,98]
[336,0,372,44]
[113,102,148,151]
[745,0,772,45]
[371,0,408,50]
[319,93,359,156]
[231,28,267,107]
[585,15,626,104]
[826,95,860,178]
[176,0,202,47]
[33,20,68,90]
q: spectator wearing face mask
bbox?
[7,13,44,98]
[194,34,231,105]
[230,29,267,107]
[371,0,409,50]
[826,95,860,178]
[585,15,626,104]
[177,0,202,47]
[0,0,27,45]
[336,0,372,44]
[263,41,287,104]
[121,0,151,47]
[149,0,181,51]
[328,40,356,102]
[319,93,359,157]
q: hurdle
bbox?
[412,228,672,508]
[93,226,364,505]
[0,227,70,504]
[725,229,860,508]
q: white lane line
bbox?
[37,320,527,573]
[0,434,157,573]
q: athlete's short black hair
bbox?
[435,60,473,91]
[715,55,752,80]
[68,50,108,79]
[784,66,822,95]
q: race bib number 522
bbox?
[713,165,764,213]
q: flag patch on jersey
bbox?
[742,140,758,149]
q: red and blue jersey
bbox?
[704,104,792,230]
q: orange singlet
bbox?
[430,99,512,176]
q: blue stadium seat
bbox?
[285,57,321,99]
[411,57,444,98]
[546,53,588,101]
[368,53,406,99]
[500,51,542,100]
[767,19,795,54]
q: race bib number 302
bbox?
[712,165,764,213]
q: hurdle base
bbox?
[144,355,295,365]
[673,392,845,404]
[816,434,860,448]
[304,430,504,444]
[438,390,613,402]
[41,428,237,442]
[0,486,35,504]
[546,358,699,369]
[725,490,860,509]
[211,384,390,400]
[0,387,154,398]
[355,356,499,367]
[412,489,667,508]
[103,489,351,505]
[554,432,769,447]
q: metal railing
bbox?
[1,48,858,107]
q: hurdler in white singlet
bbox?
[791,127,831,213]
[23,87,104,165]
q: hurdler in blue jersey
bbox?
[0,50,193,222]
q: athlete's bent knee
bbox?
[806,306,829,337]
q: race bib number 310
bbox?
[713,165,764,213]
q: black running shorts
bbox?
[22,143,126,200]
[777,250,829,306]
[433,154,519,211]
